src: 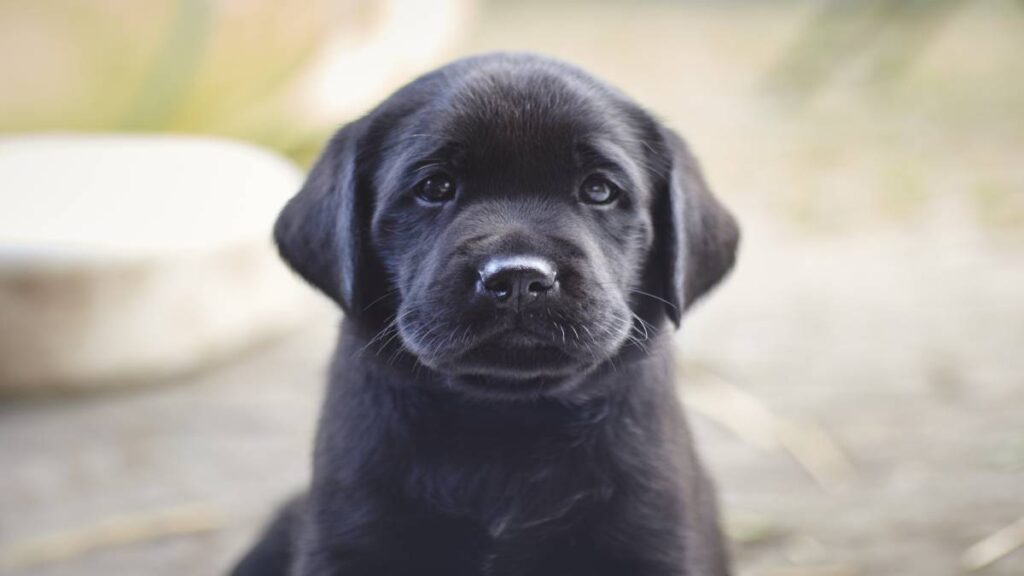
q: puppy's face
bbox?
[275,55,739,399]
[373,79,656,391]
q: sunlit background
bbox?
[1,1,1022,575]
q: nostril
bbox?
[527,279,554,294]
[485,278,512,300]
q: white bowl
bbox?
[0,134,316,392]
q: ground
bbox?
[1,1,1022,575]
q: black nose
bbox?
[478,256,558,306]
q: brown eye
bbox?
[416,174,456,203]
[579,176,620,205]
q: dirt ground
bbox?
[1,1,1022,575]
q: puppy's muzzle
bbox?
[477,255,558,309]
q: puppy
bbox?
[231,53,739,576]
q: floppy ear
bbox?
[274,119,369,314]
[655,128,740,326]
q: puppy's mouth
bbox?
[397,301,634,389]
[452,328,579,379]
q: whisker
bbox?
[629,289,678,312]
[357,315,398,357]
[630,312,653,342]
[360,288,399,313]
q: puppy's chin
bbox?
[408,330,614,400]
[441,372,589,401]
[457,336,577,374]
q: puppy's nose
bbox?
[478,256,558,306]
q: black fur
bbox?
[232,53,739,576]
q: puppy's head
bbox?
[275,54,738,398]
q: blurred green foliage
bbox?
[768,0,973,97]
[0,0,339,165]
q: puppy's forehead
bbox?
[467,71,634,151]
[449,74,597,142]
[409,68,643,172]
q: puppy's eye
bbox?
[416,174,456,203]
[579,176,620,205]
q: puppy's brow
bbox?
[411,161,447,175]
[575,141,635,183]
[576,140,625,166]
[573,138,643,187]
[408,141,464,169]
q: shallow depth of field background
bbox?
[1,1,1023,575]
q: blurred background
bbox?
[1,1,1022,575]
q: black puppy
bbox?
[232,53,739,576]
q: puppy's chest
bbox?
[401,423,616,535]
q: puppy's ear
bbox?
[655,128,740,326]
[274,120,369,314]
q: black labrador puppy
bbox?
[232,53,739,576]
